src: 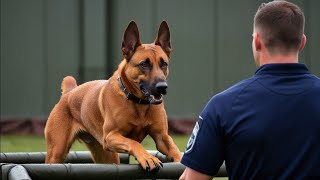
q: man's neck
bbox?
[259,52,299,66]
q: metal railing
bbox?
[0,151,227,180]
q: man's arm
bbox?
[179,167,213,180]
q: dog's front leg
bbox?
[104,131,163,171]
[151,132,182,162]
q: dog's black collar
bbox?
[117,76,151,105]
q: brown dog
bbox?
[44,21,181,171]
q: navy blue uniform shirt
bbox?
[181,63,320,180]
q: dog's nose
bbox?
[156,81,168,95]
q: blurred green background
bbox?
[1,0,319,119]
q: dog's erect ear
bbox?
[154,21,171,57]
[122,21,141,60]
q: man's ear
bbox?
[298,34,306,51]
[154,21,171,57]
[121,21,141,61]
[254,33,262,51]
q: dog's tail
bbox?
[61,76,77,94]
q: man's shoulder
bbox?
[203,77,258,114]
[213,77,258,103]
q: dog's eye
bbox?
[160,59,168,69]
[139,59,151,69]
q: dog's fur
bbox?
[44,21,181,171]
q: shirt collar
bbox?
[255,63,310,75]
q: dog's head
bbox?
[120,21,171,104]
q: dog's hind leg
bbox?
[79,133,120,164]
[44,105,78,163]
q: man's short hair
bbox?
[254,0,305,53]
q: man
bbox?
[180,1,320,180]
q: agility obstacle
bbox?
[0,150,172,164]
[1,151,227,180]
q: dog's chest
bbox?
[121,105,162,142]
[124,116,152,142]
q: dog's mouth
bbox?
[140,86,163,105]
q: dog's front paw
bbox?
[136,154,163,172]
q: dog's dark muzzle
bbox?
[155,81,168,95]
[139,80,168,105]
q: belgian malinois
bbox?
[45,21,181,171]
